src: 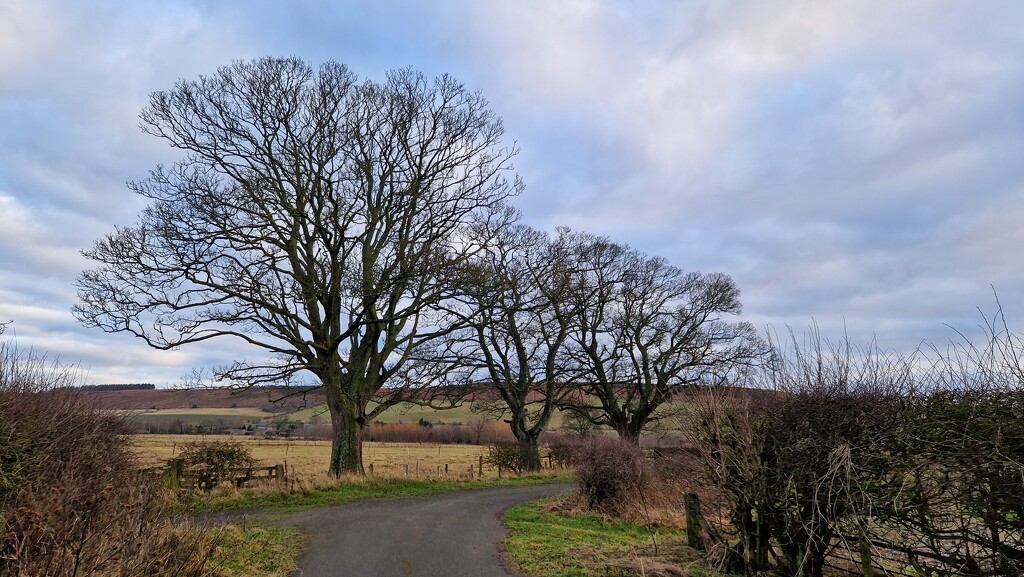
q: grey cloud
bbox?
[2,0,1023,384]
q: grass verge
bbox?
[192,474,573,514]
[503,499,728,577]
[209,524,304,577]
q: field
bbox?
[129,407,272,417]
[127,400,571,427]
[90,386,577,430]
[124,407,271,425]
[286,401,479,424]
[132,434,511,481]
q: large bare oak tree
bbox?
[74,57,520,474]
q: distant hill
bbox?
[83,386,326,413]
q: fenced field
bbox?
[132,435,559,482]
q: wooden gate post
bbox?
[162,458,184,490]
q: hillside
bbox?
[84,386,326,413]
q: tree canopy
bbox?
[445,223,579,468]
[75,57,520,474]
[560,232,764,441]
[76,56,761,473]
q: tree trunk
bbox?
[684,493,705,551]
[521,439,542,472]
[613,419,642,445]
[326,389,364,476]
[511,427,543,472]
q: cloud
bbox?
[450,1,1024,348]
[1,0,1023,384]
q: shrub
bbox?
[545,437,581,468]
[178,440,256,491]
[0,341,214,577]
[573,437,646,515]
[484,442,538,474]
[360,421,516,444]
[687,322,1024,577]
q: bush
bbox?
[178,440,256,491]
[359,420,515,444]
[545,437,581,468]
[179,439,257,472]
[0,341,214,577]
[484,442,539,474]
[687,323,1024,577]
[573,437,646,514]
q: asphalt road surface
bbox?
[283,483,571,577]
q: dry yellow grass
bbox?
[282,400,570,428]
[131,434,497,481]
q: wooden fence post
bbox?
[274,464,285,483]
[685,493,705,551]
[859,530,875,577]
[162,458,184,490]
[478,455,484,479]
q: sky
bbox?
[2,1,1023,385]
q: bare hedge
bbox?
[686,325,1024,577]
[0,342,213,577]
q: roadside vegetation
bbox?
[209,525,304,577]
[504,500,723,577]
[0,339,216,577]
[192,474,571,514]
[504,312,1024,577]
[0,334,303,577]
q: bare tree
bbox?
[560,231,763,442]
[74,57,520,475]
[445,223,577,470]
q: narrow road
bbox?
[282,483,570,577]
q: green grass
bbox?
[503,500,724,577]
[209,525,304,577]
[192,474,574,514]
